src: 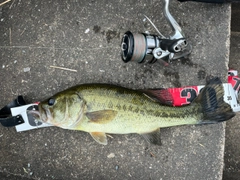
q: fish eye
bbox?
[48,98,55,106]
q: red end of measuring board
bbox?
[163,70,240,106]
[166,86,200,106]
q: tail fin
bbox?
[194,77,235,124]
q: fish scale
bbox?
[74,85,202,132]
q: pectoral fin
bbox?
[90,132,108,145]
[86,110,117,124]
[140,128,162,145]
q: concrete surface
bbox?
[231,2,240,32]
[0,0,231,180]
[223,3,240,179]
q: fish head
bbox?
[37,90,86,128]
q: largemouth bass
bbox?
[32,77,235,145]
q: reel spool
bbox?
[121,31,160,63]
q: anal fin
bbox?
[140,128,162,145]
[90,132,108,145]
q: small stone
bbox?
[85,28,90,33]
[23,67,31,72]
[115,165,119,170]
[107,153,115,158]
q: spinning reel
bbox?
[121,0,192,64]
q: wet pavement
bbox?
[0,0,232,179]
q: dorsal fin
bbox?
[139,88,174,106]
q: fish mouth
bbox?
[27,105,52,124]
[27,109,41,120]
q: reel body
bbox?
[121,31,189,63]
